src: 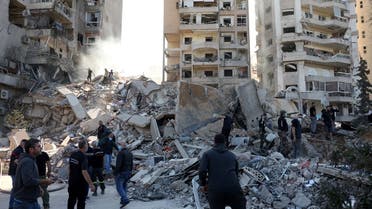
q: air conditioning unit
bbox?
[1,90,9,100]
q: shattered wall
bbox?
[175,81,228,135]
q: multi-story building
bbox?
[0,0,121,118]
[356,0,372,85]
[256,0,358,120]
[163,0,250,88]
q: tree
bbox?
[355,57,372,114]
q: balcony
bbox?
[28,0,73,24]
[287,91,353,103]
[26,29,52,38]
[281,33,349,49]
[301,16,348,30]
[282,50,351,67]
[301,0,347,9]
[220,59,248,67]
[25,47,59,65]
[220,40,248,49]
[178,6,218,14]
[179,23,219,30]
[191,42,218,50]
[305,75,352,84]
[193,57,219,65]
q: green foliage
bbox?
[356,57,372,114]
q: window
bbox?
[360,1,363,8]
[204,71,213,77]
[224,52,232,60]
[362,31,366,38]
[283,27,295,33]
[237,15,247,26]
[284,63,297,72]
[267,39,273,46]
[86,12,100,27]
[361,16,364,23]
[224,69,233,77]
[86,37,96,45]
[224,36,232,42]
[363,46,367,54]
[184,37,192,44]
[282,42,296,52]
[205,37,213,42]
[205,53,214,61]
[267,56,273,62]
[223,2,231,9]
[223,18,232,26]
[318,16,326,21]
[183,70,191,78]
[305,12,313,18]
[282,9,294,16]
[184,54,192,62]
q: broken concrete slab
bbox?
[236,80,264,130]
[80,113,112,134]
[130,169,149,182]
[8,129,30,150]
[130,79,161,96]
[87,108,104,119]
[128,115,151,128]
[150,118,161,140]
[176,81,227,135]
[56,86,87,119]
[116,112,133,122]
[292,192,311,208]
[174,139,189,158]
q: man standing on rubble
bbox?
[87,68,93,82]
[114,141,133,208]
[291,117,302,158]
[99,132,118,176]
[221,112,233,147]
[259,113,267,152]
[97,120,109,142]
[68,140,95,209]
[199,134,246,209]
[8,139,27,209]
[309,103,317,135]
[13,139,53,209]
[278,111,290,157]
[36,149,51,209]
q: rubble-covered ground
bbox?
[0,75,371,209]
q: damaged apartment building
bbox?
[256,0,358,121]
[163,0,251,87]
[0,0,121,118]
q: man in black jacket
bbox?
[114,141,133,209]
[13,139,53,209]
[8,139,27,209]
[199,134,246,209]
[99,132,118,175]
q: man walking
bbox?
[36,150,51,209]
[309,103,317,135]
[199,134,246,209]
[100,132,118,175]
[114,141,133,208]
[13,139,53,209]
[68,140,95,209]
[8,139,27,209]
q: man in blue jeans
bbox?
[100,132,118,176]
[114,141,133,208]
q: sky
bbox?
[121,0,256,84]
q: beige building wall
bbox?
[356,0,372,84]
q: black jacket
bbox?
[99,137,118,155]
[278,116,288,132]
[8,145,24,175]
[114,148,133,175]
[199,144,241,192]
[13,153,41,202]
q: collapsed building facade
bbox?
[163,0,251,87]
[256,0,358,121]
[0,0,122,125]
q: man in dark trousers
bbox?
[8,139,27,209]
[36,150,51,209]
[309,103,317,134]
[221,113,233,147]
[322,108,333,140]
[68,140,95,209]
[90,141,105,196]
[114,141,133,208]
[97,120,109,141]
[99,132,118,175]
[199,134,246,209]
[87,68,93,82]
[13,139,53,209]
[291,117,302,158]
[327,105,339,133]
[278,111,290,157]
[259,113,267,151]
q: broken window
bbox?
[202,14,217,24]
[224,36,232,42]
[283,27,295,33]
[237,15,246,26]
[224,52,232,60]
[284,63,297,72]
[86,37,96,45]
[183,70,191,78]
[86,12,100,27]
[222,2,231,9]
[204,71,213,77]
[282,9,294,16]
[224,69,233,77]
[205,37,213,42]
[184,54,192,62]
[223,18,232,26]
[282,42,296,52]
[205,53,214,61]
[184,37,192,45]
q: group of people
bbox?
[86,68,114,84]
[7,120,133,209]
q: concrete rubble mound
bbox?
[0,76,371,209]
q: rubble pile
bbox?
[1,75,371,208]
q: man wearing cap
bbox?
[199,134,246,209]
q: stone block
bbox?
[128,115,150,128]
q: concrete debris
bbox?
[0,76,370,208]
